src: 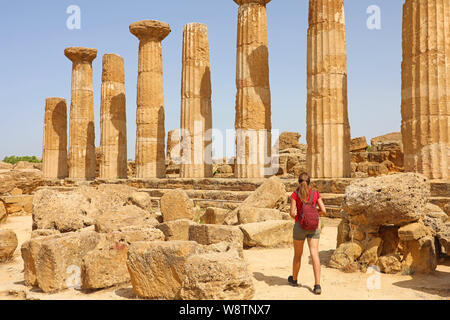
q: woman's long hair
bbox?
[298,172,311,203]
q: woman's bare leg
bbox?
[307,238,321,285]
[293,240,305,281]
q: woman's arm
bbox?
[290,198,297,219]
[317,198,327,217]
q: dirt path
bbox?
[0,216,448,300]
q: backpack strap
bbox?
[308,190,315,204]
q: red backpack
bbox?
[297,190,319,231]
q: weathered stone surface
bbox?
[277,132,301,150]
[81,228,164,290]
[202,207,229,225]
[237,207,281,224]
[401,236,437,274]
[155,219,194,241]
[422,203,450,254]
[0,162,13,170]
[25,231,101,292]
[337,219,350,248]
[33,185,155,232]
[42,98,68,179]
[180,23,213,178]
[307,0,351,178]
[94,206,158,233]
[65,47,97,180]
[160,189,194,222]
[401,0,449,180]
[130,20,171,179]
[329,241,363,270]
[189,224,243,249]
[350,137,368,152]
[99,54,128,179]
[239,176,287,210]
[2,195,33,215]
[0,169,43,195]
[342,173,430,226]
[0,229,18,263]
[0,200,7,223]
[180,249,254,300]
[239,220,293,248]
[398,222,429,241]
[356,162,389,177]
[126,240,253,300]
[359,237,382,266]
[31,229,61,239]
[234,0,272,178]
[376,255,402,274]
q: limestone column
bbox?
[99,54,128,179]
[401,0,450,179]
[130,20,171,178]
[180,23,213,178]
[233,0,272,179]
[65,47,97,180]
[167,129,181,162]
[306,0,351,178]
[42,98,68,179]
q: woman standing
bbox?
[288,172,327,295]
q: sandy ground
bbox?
[0,216,449,300]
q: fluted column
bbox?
[306,0,351,178]
[234,0,272,178]
[180,23,213,178]
[401,0,450,179]
[42,98,68,179]
[65,47,97,180]
[100,54,128,179]
[130,20,171,179]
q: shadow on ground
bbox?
[252,272,313,292]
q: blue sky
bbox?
[0,0,404,160]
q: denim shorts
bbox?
[293,221,321,241]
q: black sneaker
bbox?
[313,285,322,295]
[288,276,298,287]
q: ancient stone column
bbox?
[401,0,450,180]
[99,54,128,179]
[167,129,181,163]
[306,0,351,178]
[234,0,272,179]
[65,47,97,180]
[180,23,213,178]
[42,98,68,179]
[130,20,171,178]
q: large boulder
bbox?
[81,228,164,290]
[0,169,43,195]
[21,228,164,292]
[422,204,450,254]
[155,219,195,241]
[401,236,437,274]
[351,137,369,152]
[0,229,18,263]
[226,176,287,225]
[329,241,364,271]
[371,132,403,152]
[32,185,155,233]
[94,206,158,233]
[126,241,254,300]
[237,207,282,224]
[0,162,13,170]
[342,173,430,226]
[189,224,243,250]
[376,255,402,274]
[239,220,293,248]
[276,132,301,150]
[160,189,194,222]
[0,200,7,224]
[202,207,229,225]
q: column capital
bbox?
[130,20,171,41]
[233,0,271,6]
[64,47,98,63]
